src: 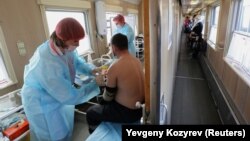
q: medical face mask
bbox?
[116,25,122,29]
[66,45,78,52]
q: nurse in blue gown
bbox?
[21,18,100,141]
[113,14,136,57]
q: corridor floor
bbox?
[171,33,221,124]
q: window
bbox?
[106,12,119,45]
[208,5,220,46]
[0,26,17,89]
[38,0,92,56]
[0,49,9,85]
[125,14,138,36]
[227,33,248,64]
[236,0,250,34]
[45,10,92,56]
[226,0,250,78]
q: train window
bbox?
[208,5,220,46]
[0,26,17,89]
[0,47,11,89]
[236,0,250,34]
[226,0,250,78]
[227,33,248,64]
[45,10,92,56]
[106,12,119,45]
[226,32,250,78]
[38,0,92,56]
[125,14,138,36]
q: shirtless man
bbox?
[86,33,145,133]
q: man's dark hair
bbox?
[111,33,128,50]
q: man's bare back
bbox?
[106,54,145,109]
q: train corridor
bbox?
[171,32,222,124]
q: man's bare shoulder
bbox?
[109,59,119,69]
[107,59,120,75]
[109,55,140,71]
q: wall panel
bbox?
[0,0,45,95]
[234,78,249,114]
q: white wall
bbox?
[148,0,182,124]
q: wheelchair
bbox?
[187,33,203,59]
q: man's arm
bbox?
[102,64,118,101]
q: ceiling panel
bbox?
[181,0,216,15]
[122,0,141,5]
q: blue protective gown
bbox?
[113,23,136,57]
[21,40,100,141]
[86,122,122,141]
[86,121,140,141]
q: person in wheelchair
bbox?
[189,15,203,58]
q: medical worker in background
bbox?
[113,14,136,57]
[21,18,100,141]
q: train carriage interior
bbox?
[0,0,250,140]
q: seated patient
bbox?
[86,33,145,133]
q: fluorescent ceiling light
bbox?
[190,0,199,5]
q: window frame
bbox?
[105,12,120,45]
[38,1,94,56]
[235,0,250,35]
[0,25,17,89]
[125,13,139,36]
[208,4,220,48]
[225,0,250,86]
[45,9,92,55]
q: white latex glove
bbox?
[92,67,102,75]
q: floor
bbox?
[72,98,99,141]
[171,33,222,124]
[72,112,89,141]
